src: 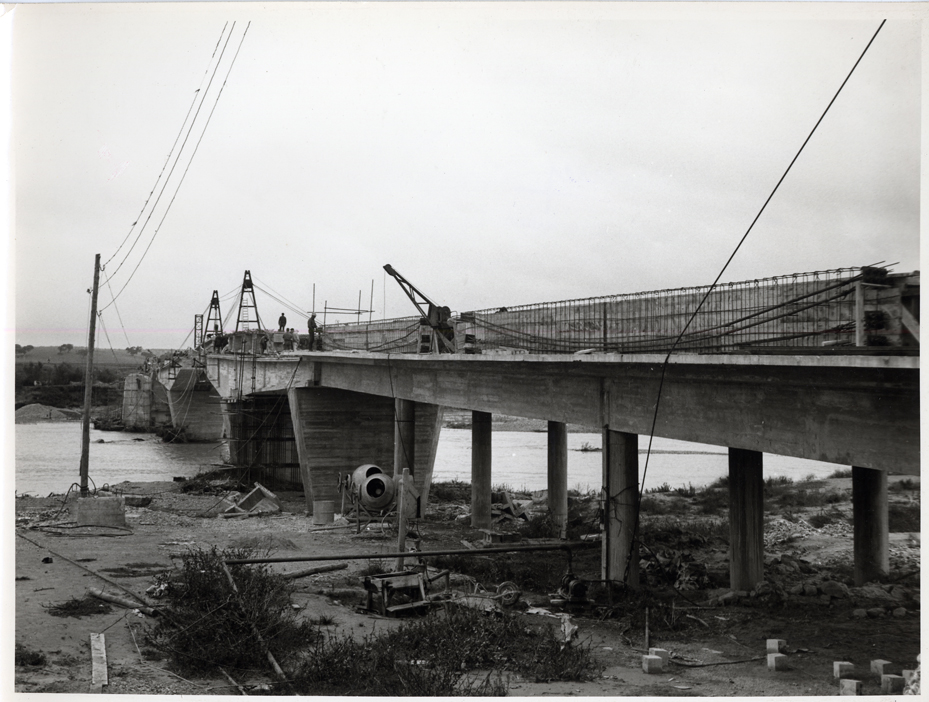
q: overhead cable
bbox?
[623,19,887,584]
[102,22,230,272]
[101,22,250,311]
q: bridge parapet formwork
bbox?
[309,267,919,356]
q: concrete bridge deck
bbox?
[190,348,918,591]
[205,350,918,473]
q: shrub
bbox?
[888,503,921,533]
[145,547,318,675]
[289,605,600,695]
[430,480,471,503]
[828,468,853,479]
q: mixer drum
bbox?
[351,464,396,511]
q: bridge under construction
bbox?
[123,264,919,591]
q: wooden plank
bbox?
[90,632,107,692]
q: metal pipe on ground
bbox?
[225,540,599,565]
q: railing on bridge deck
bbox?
[195,266,918,358]
[318,266,919,355]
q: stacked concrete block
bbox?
[881,674,905,694]
[767,653,788,671]
[870,659,892,675]
[839,679,862,695]
[641,654,665,674]
[648,648,669,667]
[766,639,787,654]
[73,496,126,528]
[833,661,855,679]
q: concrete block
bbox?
[73,496,126,528]
[870,659,892,675]
[767,653,788,671]
[648,648,669,666]
[881,674,905,694]
[642,655,664,674]
[766,639,787,654]
[833,661,854,678]
[839,679,862,695]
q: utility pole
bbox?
[79,254,101,497]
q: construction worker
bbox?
[307,314,318,351]
[278,313,287,331]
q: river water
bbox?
[15,422,844,497]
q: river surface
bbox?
[15,423,843,497]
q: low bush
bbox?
[430,480,472,503]
[15,644,47,667]
[288,604,600,695]
[888,503,921,533]
[828,468,853,479]
[145,547,318,676]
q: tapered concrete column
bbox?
[547,421,569,534]
[288,387,395,515]
[602,429,639,588]
[728,448,764,591]
[471,411,493,529]
[852,466,889,585]
[394,398,415,478]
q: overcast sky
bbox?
[9,2,923,350]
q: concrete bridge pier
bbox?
[471,411,493,529]
[163,368,225,440]
[728,448,765,591]
[547,421,569,534]
[286,388,444,516]
[852,466,889,585]
[602,429,639,589]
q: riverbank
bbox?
[14,470,920,695]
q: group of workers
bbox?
[198,312,321,355]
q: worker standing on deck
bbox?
[307,314,317,351]
[278,313,287,331]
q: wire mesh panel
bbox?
[304,267,915,355]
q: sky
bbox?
[8,2,924,350]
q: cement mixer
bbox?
[349,464,396,512]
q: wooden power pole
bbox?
[79,254,101,497]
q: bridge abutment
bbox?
[602,429,639,589]
[547,421,568,533]
[852,466,889,585]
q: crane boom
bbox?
[383,264,455,352]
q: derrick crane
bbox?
[383,264,456,353]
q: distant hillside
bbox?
[14,346,173,367]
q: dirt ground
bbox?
[13,473,921,696]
